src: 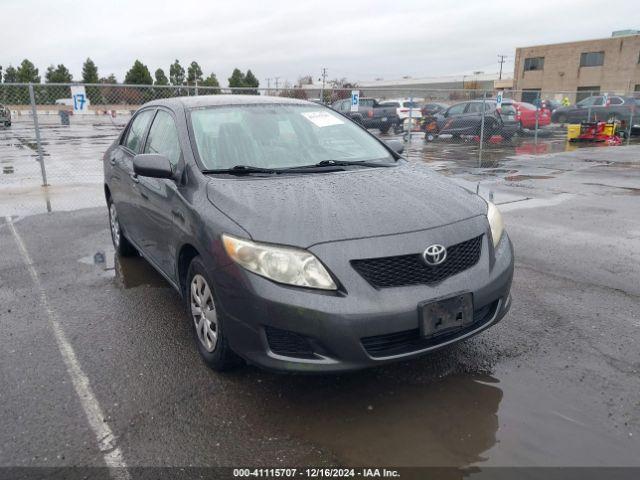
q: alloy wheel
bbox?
[109,203,120,248]
[190,274,218,352]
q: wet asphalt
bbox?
[1,127,640,469]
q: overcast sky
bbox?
[1,0,638,86]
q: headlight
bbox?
[222,234,337,290]
[487,202,505,248]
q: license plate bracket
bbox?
[419,293,473,338]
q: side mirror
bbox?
[386,139,404,155]
[133,154,173,179]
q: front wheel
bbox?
[187,256,241,371]
[108,200,137,256]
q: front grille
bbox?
[361,300,499,358]
[265,326,316,359]
[351,235,483,288]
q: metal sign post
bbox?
[28,83,48,186]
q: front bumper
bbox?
[213,222,514,373]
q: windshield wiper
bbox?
[296,160,395,169]
[202,165,278,175]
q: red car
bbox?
[505,100,551,130]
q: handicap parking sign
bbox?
[496,91,503,110]
[350,90,360,112]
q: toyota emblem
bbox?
[423,244,447,266]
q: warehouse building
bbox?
[513,30,640,103]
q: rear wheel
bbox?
[379,123,391,134]
[108,200,137,256]
[187,256,241,371]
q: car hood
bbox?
[206,163,487,247]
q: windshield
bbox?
[190,104,395,170]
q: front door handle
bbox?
[171,209,185,222]
[110,158,116,166]
[129,173,140,184]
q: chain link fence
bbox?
[1,82,639,215]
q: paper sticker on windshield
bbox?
[302,111,344,127]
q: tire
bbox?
[479,122,496,142]
[108,199,137,256]
[379,123,391,134]
[4,121,11,127]
[187,256,242,371]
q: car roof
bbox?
[145,94,313,110]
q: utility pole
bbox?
[266,78,271,96]
[497,54,508,80]
[319,67,327,104]
[274,77,280,94]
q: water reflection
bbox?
[113,253,168,289]
[260,374,502,467]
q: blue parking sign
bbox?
[350,90,360,112]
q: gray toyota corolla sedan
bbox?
[103,95,513,373]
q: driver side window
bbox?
[143,110,182,168]
[124,110,154,153]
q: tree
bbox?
[169,60,185,86]
[187,61,203,85]
[244,69,259,95]
[154,68,169,86]
[16,59,40,83]
[200,73,220,94]
[3,65,18,83]
[228,68,246,93]
[82,58,99,84]
[45,64,73,83]
[99,74,118,84]
[124,60,152,85]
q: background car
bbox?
[0,104,11,127]
[332,97,400,133]
[504,100,551,130]
[380,98,423,124]
[540,99,561,113]
[421,102,449,118]
[426,100,518,141]
[551,95,638,124]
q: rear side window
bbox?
[501,105,517,115]
[609,97,623,105]
[124,110,155,152]
[144,110,181,168]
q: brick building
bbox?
[513,31,640,103]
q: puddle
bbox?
[582,183,640,195]
[504,175,554,182]
[78,250,168,288]
[272,374,502,466]
[113,253,169,289]
[254,368,639,467]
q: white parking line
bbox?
[6,216,130,479]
